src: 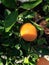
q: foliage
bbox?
[20,0,42,10]
[0,0,49,65]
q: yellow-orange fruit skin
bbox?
[20,23,37,41]
[37,57,49,65]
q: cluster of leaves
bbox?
[0,0,49,65]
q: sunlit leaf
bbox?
[20,0,42,10]
[24,57,29,64]
[0,59,3,65]
[18,11,36,19]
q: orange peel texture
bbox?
[37,57,49,65]
[20,23,37,41]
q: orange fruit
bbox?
[37,57,49,65]
[20,23,37,41]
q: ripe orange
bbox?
[20,23,37,41]
[37,57,49,65]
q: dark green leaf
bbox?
[20,0,42,10]
[43,5,49,15]
[0,20,4,32]
[4,10,18,32]
[46,0,49,4]
[47,22,49,28]
[4,9,11,18]
[37,38,47,45]
[2,0,16,8]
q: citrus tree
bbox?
[0,0,49,65]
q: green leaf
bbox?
[4,9,11,18]
[0,20,4,32]
[46,22,49,28]
[18,11,36,19]
[0,20,4,26]
[20,0,42,10]
[46,0,49,4]
[4,10,18,32]
[0,26,4,31]
[2,0,16,8]
[46,18,49,21]
[29,62,35,65]
[32,54,38,62]
[0,59,3,65]
[15,44,20,50]
[35,47,49,55]
[43,5,49,15]
[31,21,44,36]
[37,38,47,45]
[24,57,29,64]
